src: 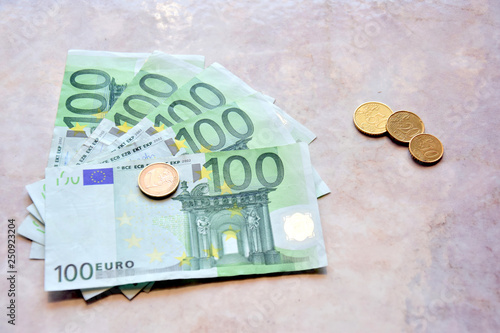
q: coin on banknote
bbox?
[386,111,425,144]
[409,133,444,165]
[138,163,180,198]
[353,101,393,136]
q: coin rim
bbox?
[353,101,393,136]
[386,110,425,144]
[408,133,444,164]
[137,162,180,198]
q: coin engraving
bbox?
[409,133,444,164]
[353,102,393,136]
[138,163,180,198]
[386,111,425,143]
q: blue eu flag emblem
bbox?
[83,168,114,186]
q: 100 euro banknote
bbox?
[47,50,204,167]
[71,60,273,165]
[92,93,297,162]
[44,143,327,291]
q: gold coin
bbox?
[386,111,425,144]
[138,163,180,198]
[409,134,444,164]
[353,101,393,136]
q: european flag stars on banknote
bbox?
[83,168,114,185]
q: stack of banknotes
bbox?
[20,50,330,300]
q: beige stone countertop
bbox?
[1,0,499,332]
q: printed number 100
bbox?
[204,152,285,192]
[54,263,93,282]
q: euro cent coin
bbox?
[138,163,180,198]
[386,110,425,144]
[353,102,393,136]
[409,133,444,164]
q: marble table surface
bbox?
[1,0,499,332]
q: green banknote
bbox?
[44,143,327,291]
[69,51,206,165]
[48,50,205,166]
[86,74,316,164]
[91,93,296,162]
[48,50,151,167]
[94,91,314,162]
[72,62,268,165]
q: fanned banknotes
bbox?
[47,50,205,167]
[21,49,330,301]
[71,59,275,165]
[89,93,330,198]
[92,93,296,162]
[44,143,326,291]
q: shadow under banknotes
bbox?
[150,267,328,293]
